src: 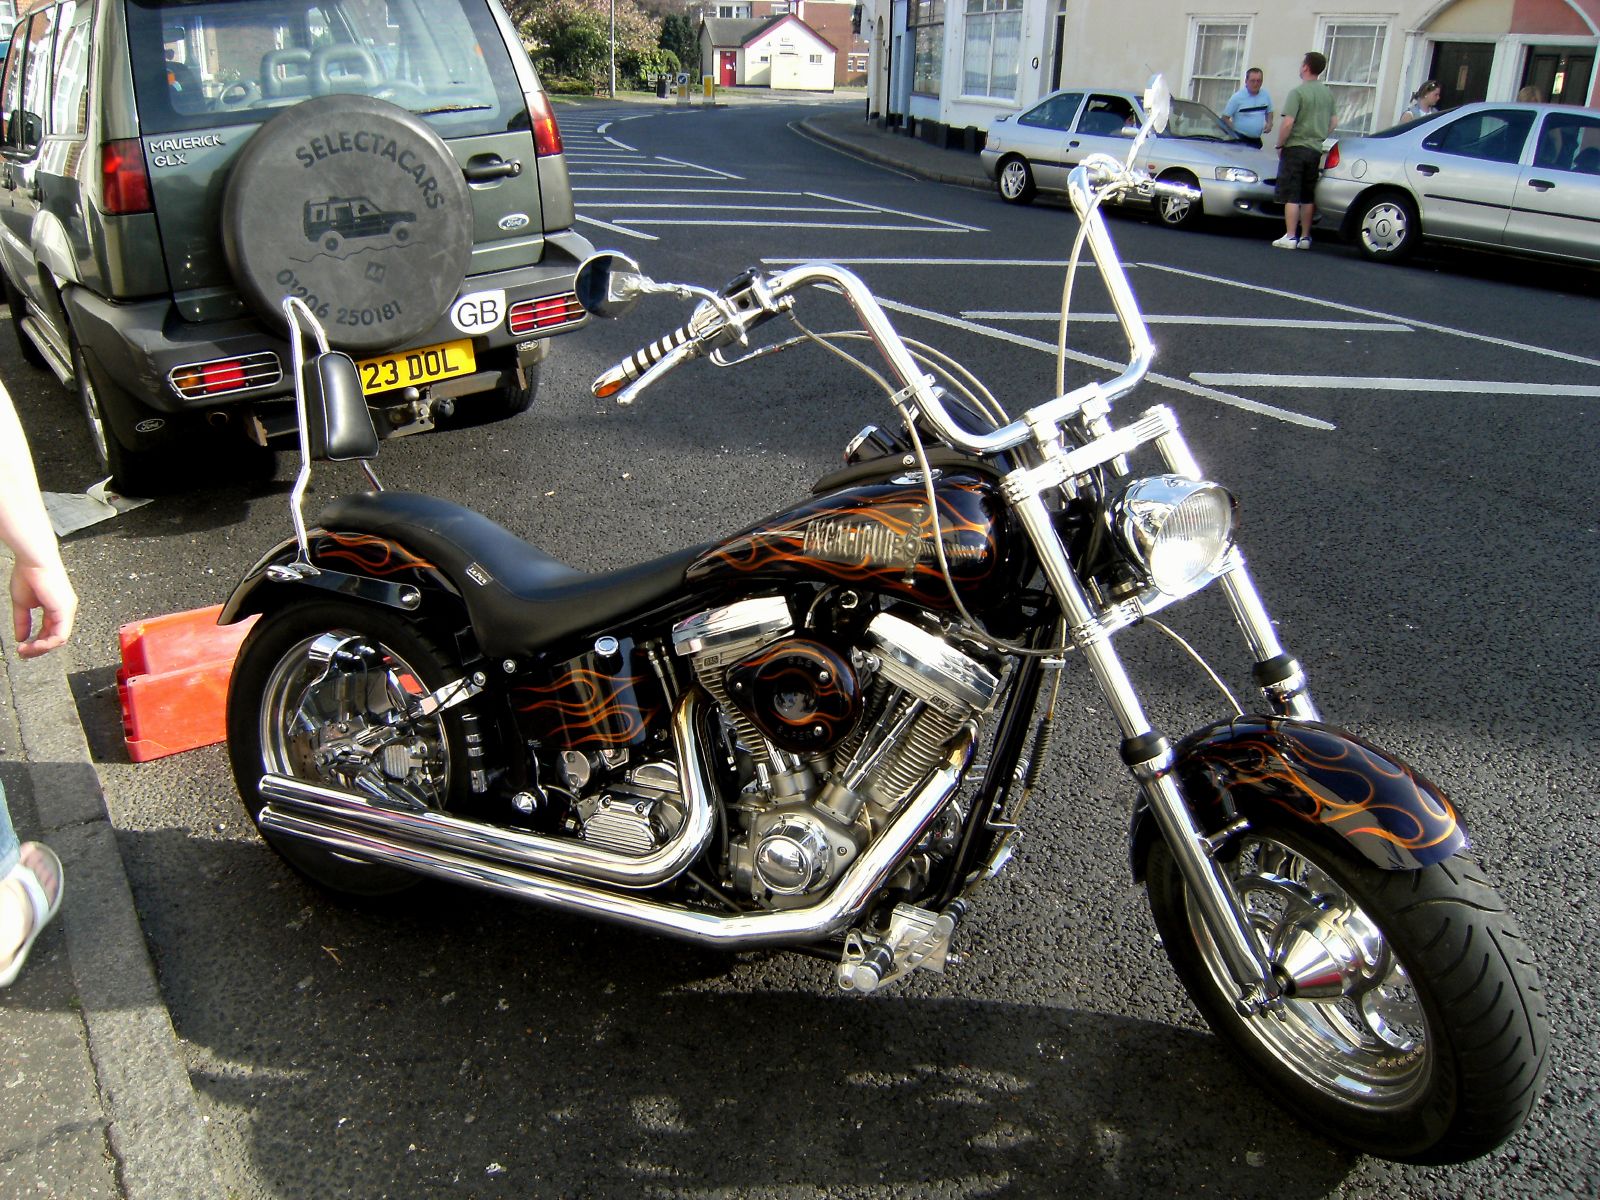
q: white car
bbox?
[980,87,1280,228]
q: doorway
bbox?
[719,50,736,87]
[1430,42,1493,108]
[1050,8,1066,92]
[1522,46,1595,106]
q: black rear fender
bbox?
[1129,716,1466,881]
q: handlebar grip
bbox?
[592,323,698,399]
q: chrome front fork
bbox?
[1010,478,1307,1012]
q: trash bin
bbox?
[656,77,669,98]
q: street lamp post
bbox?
[609,0,616,98]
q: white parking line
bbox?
[623,220,974,232]
[656,155,744,180]
[575,188,809,196]
[806,191,987,233]
[877,299,1336,430]
[965,311,1412,332]
[589,203,872,213]
[765,257,1082,266]
[1192,374,1600,397]
[1140,262,1600,369]
[576,214,659,242]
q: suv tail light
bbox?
[509,292,584,335]
[169,352,283,399]
[528,91,565,157]
[1324,141,1341,170]
[102,139,153,215]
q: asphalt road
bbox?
[7,97,1597,1198]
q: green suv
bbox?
[0,0,593,492]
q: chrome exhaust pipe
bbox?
[258,693,715,890]
[258,733,974,948]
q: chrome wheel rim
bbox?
[1186,833,1432,1109]
[259,630,450,807]
[1157,194,1192,225]
[77,361,113,474]
[999,160,1030,198]
[1360,202,1410,256]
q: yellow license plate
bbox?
[356,339,475,395]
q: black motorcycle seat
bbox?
[317,491,709,658]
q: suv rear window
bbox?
[126,0,530,138]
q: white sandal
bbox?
[0,843,64,988]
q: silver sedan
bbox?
[1317,101,1600,264]
[979,87,1280,229]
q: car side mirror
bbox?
[304,351,377,462]
[575,252,650,319]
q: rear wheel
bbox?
[1153,171,1202,229]
[1353,192,1418,262]
[3,272,48,369]
[72,342,181,496]
[996,155,1037,204]
[227,599,470,896]
[1146,825,1547,1163]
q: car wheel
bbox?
[3,273,48,370]
[1153,171,1202,230]
[1354,193,1418,262]
[996,155,1037,205]
[437,361,540,428]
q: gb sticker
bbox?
[451,289,507,334]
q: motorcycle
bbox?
[221,79,1546,1163]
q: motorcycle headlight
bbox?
[1112,476,1237,596]
[1214,165,1259,184]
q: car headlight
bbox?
[1112,476,1237,596]
[1214,166,1258,184]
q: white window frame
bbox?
[959,0,1022,102]
[1183,15,1253,116]
[1317,14,1394,136]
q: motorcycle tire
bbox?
[1145,823,1547,1164]
[227,598,471,897]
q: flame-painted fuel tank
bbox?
[687,471,1017,612]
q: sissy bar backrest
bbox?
[277,296,383,578]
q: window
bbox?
[909,0,942,95]
[1422,109,1534,164]
[1018,90,1082,130]
[961,0,1020,100]
[1321,19,1389,134]
[51,2,90,139]
[8,8,56,154]
[1535,111,1600,173]
[717,4,752,16]
[1078,92,1137,136]
[808,53,822,64]
[1189,19,1247,114]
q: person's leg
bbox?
[1300,202,1316,240]
[0,780,18,879]
[1284,203,1300,238]
[0,779,61,978]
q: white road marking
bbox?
[656,155,744,180]
[877,299,1336,430]
[576,214,658,241]
[1192,374,1600,397]
[587,203,870,213]
[765,257,1085,266]
[621,220,972,232]
[964,311,1413,331]
[806,191,987,233]
[1139,261,1600,369]
[603,136,637,152]
[575,188,809,195]
[571,172,727,180]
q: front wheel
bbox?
[1146,825,1547,1163]
[226,599,470,896]
[996,155,1036,204]
[1153,171,1202,229]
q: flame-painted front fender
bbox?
[1129,717,1466,880]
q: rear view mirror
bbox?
[575,252,649,319]
[1143,75,1172,135]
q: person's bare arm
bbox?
[0,392,75,657]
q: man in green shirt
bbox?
[1272,51,1336,249]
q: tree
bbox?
[518,0,664,92]
[659,12,698,70]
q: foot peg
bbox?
[836,901,967,994]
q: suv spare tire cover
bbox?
[222,95,473,354]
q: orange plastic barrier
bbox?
[117,604,257,762]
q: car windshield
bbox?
[1161,99,1238,141]
[126,0,528,137]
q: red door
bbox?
[719,51,737,87]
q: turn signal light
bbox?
[528,90,565,157]
[509,292,585,335]
[101,139,153,215]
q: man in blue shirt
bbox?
[1222,67,1273,147]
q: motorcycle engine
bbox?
[672,596,999,908]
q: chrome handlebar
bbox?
[591,155,1167,448]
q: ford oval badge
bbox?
[498,212,531,231]
[133,418,166,434]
